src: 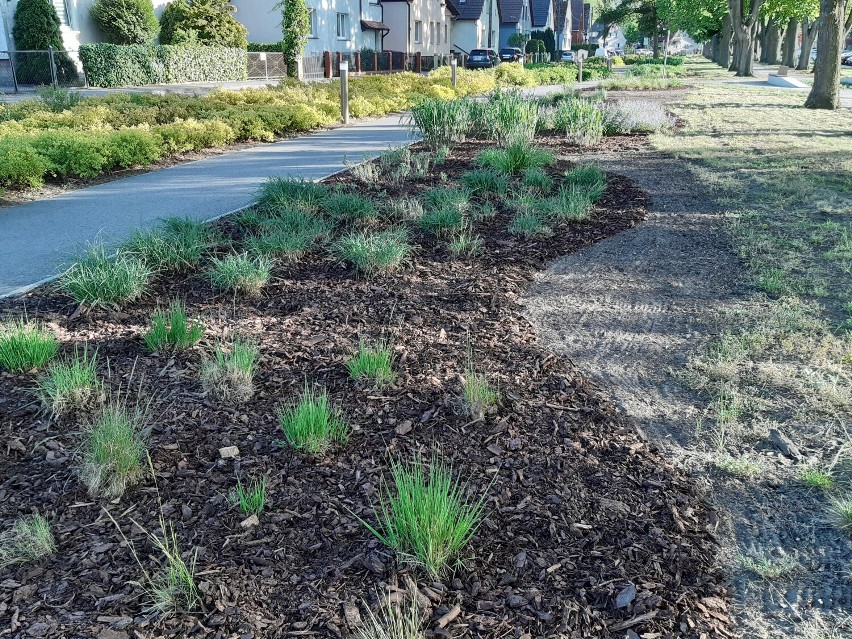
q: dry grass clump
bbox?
[200,338,259,402]
[36,345,102,417]
[0,514,56,569]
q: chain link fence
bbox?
[0,49,85,93]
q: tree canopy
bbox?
[159,0,248,48]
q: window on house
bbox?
[444,24,448,44]
[336,13,349,39]
[414,21,422,44]
[436,22,441,44]
[429,22,434,44]
[307,8,317,37]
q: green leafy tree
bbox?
[507,32,529,48]
[91,0,160,44]
[11,0,78,84]
[805,0,852,109]
[276,0,311,77]
[160,0,248,48]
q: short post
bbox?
[339,60,350,125]
[450,57,457,88]
[414,51,422,73]
[373,51,378,72]
[48,46,58,88]
[387,51,393,72]
[296,55,304,81]
[259,51,268,80]
[323,50,332,78]
[578,55,583,83]
[9,52,19,93]
[354,52,361,73]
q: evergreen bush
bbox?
[90,0,160,45]
[159,0,248,48]
[11,0,78,84]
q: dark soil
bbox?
[0,133,731,639]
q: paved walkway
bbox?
[0,114,413,297]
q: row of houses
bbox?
[0,0,590,57]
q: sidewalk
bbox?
[0,114,413,297]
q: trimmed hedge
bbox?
[80,43,248,87]
[247,42,285,52]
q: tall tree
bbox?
[797,16,820,69]
[728,0,763,76]
[804,0,852,108]
[11,0,78,83]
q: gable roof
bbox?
[446,0,487,20]
[570,0,583,31]
[530,0,551,28]
[497,0,523,24]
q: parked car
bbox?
[841,51,852,65]
[499,47,523,62]
[467,49,499,69]
[635,48,653,56]
[560,50,575,63]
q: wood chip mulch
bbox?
[0,133,732,639]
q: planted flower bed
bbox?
[0,91,728,638]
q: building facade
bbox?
[380,0,452,54]
[445,0,499,53]
[496,0,530,50]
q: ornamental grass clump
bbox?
[476,142,554,175]
[448,226,484,258]
[80,396,149,498]
[509,210,552,237]
[481,89,539,146]
[62,243,151,306]
[346,338,396,387]
[332,228,411,276]
[231,476,268,515]
[522,167,553,194]
[0,514,56,569]
[36,345,102,417]
[460,169,507,197]
[321,191,378,222]
[463,362,499,418]
[0,320,58,372]
[246,210,331,259]
[565,164,607,196]
[361,453,487,577]
[543,185,594,222]
[143,301,203,352]
[122,217,217,271]
[200,338,259,402]
[555,98,604,147]
[209,252,272,296]
[601,99,675,134]
[409,97,473,150]
[278,383,349,453]
[258,177,329,213]
[418,207,464,235]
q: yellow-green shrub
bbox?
[494,62,536,87]
[156,118,236,153]
[33,129,113,178]
[108,128,163,168]
[0,137,51,187]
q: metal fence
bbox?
[0,49,85,93]
[247,52,287,80]
[301,54,325,81]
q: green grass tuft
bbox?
[564,165,607,200]
[418,207,464,235]
[209,252,272,297]
[81,397,149,498]
[509,210,551,237]
[361,453,487,577]
[321,191,378,221]
[460,169,507,197]
[201,338,259,402]
[543,185,594,221]
[258,177,328,213]
[463,363,499,418]
[62,243,151,306]
[122,217,217,271]
[144,301,203,352]
[0,320,58,372]
[278,383,349,453]
[36,345,101,416]
[231,476,268,515]
[0,514,56,569]
[522,167,554,193]
[801,468,833,489]
[332,228,411,276]
[828,496,852,534]
[476,142,554,174]
[448,226,484,257]
[346,339,396,386]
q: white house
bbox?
[380,0,452,55]
[445,0,499,53]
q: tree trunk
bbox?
[763,20,781,64]
[711,34,719,61]
[781,17,797,66]
[805,0,846,109]
[758,18,768,63]
[728,0,763,76]
[720,13,733,68]
[797,17,819,70]
[652,8,660,59]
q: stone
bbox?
[616,584,636,608]
[240,514,259,528]
[219,446,240,459]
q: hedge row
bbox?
[247,42,285,52]
[80,43,248,88]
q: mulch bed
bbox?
[0,131,732,639]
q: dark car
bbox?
[499,47,523,62]
[467,49,499,69]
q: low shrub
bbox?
[157,118,236,153]
[200,338,258,402]
[477,142,554,174]
[0,514,56,569]
[80,43,248,88]
[525,63,578,85]
[332,228,411,276]
[0,137,51,187]
[602,99,675,134]
[108,128,163,168]
[81,396,149,498]
[494,62,536,87]
[62,243,151,305]
[36,345,102,416]
[123,216,217,270]
[208,253,272,297]
[347,338,396,386]
[33,129,113,179]
[360,453,487,577]
[144,301,203,352]
[278,383,348,453]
